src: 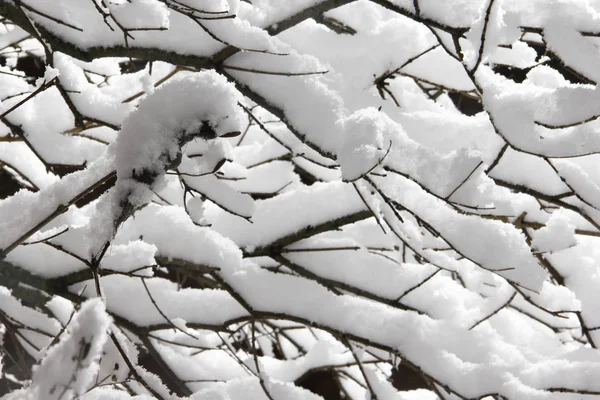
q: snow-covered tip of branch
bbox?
[115,71,244,188]
[8,299,111,400]
[88,71,246,254]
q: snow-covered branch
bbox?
[2,1,600,399]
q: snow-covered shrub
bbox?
[1,1,600,399]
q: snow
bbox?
[2,82,106,164]
[488,147,569,196]
[71,275,247,328]
[64,199,584,398]
[0,286,61,358]
[337,109,388,182]
[183,174,255,219]
[151,342,247,388]
[29,299,111,400]
[544,17,600,84]
[477,65,600,157]
[258,339,355,382]
[531,211,577,254]
[72,71,246,257]
[488,41,539,69]
[239,0,344,29]
[553,159,600,211]
[100,241,157,276]
[0,142,59,189]
[114,72,244,181]
[285,236,438,301]
[462,0,521,71]
[20,0,288,59]
[0,24,29,50]
[5,242,86,278]
[373,173,547,291]
[107,0,169,30]
[227,160,298,194]
[0,149,114,257]
[189,376,324,400]
[225,50,346,155]
[402,47,475,91]
[4,0,600,399]
[80,388,154,400]
[54,53,135,128]
[339,108,485,197]
[209,181,366,251]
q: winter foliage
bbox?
[1,1,600,399]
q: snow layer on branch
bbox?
[0,142,58,189]
[225,51,346,155]
[0,149,114,256]
[23,0,285,57]
[115,72,243,182]
[174,0,238,14]
[29,299,111,400]
[0,24,29,50]
[54,53,134,128]
[209,181,366,250]
[226,160,298,194]
[339,108,483,197]
[477,66,600,157]
[119,204,245,278]
[550,237,600,341]
[5,242,86,279]
[402,47,475,92]
[277,10,445,96]
[230,120,336,170]
[183,175,255,219]
[181,138,233,177]
[384,0,600,34]
[544,17,600,84]
[285,236,437,300]
[553,159,600,210]
[412,0,484,27]
[373,173,546,291]
[0,67,28,99]
[81,71,245,257]
[488,40,539,69]
[107,0,169,30]
[462,0,521,71]
[150,342,248,390]
[337,109,388,181]
[116,204,597,399]
[72,275,246,328]
[258,339,354,382]
[80,388,154,400]
[189,376,323,400]
[366,368,438,400]
[0,286,60,358]
[531,211,577,254]
[397,110,501,162]
[238,0,343,28]
[100,240,157,276]
[1,82,105,165]
[72,205,248,327]
[521,77,600,129]
[489,147,569,196]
